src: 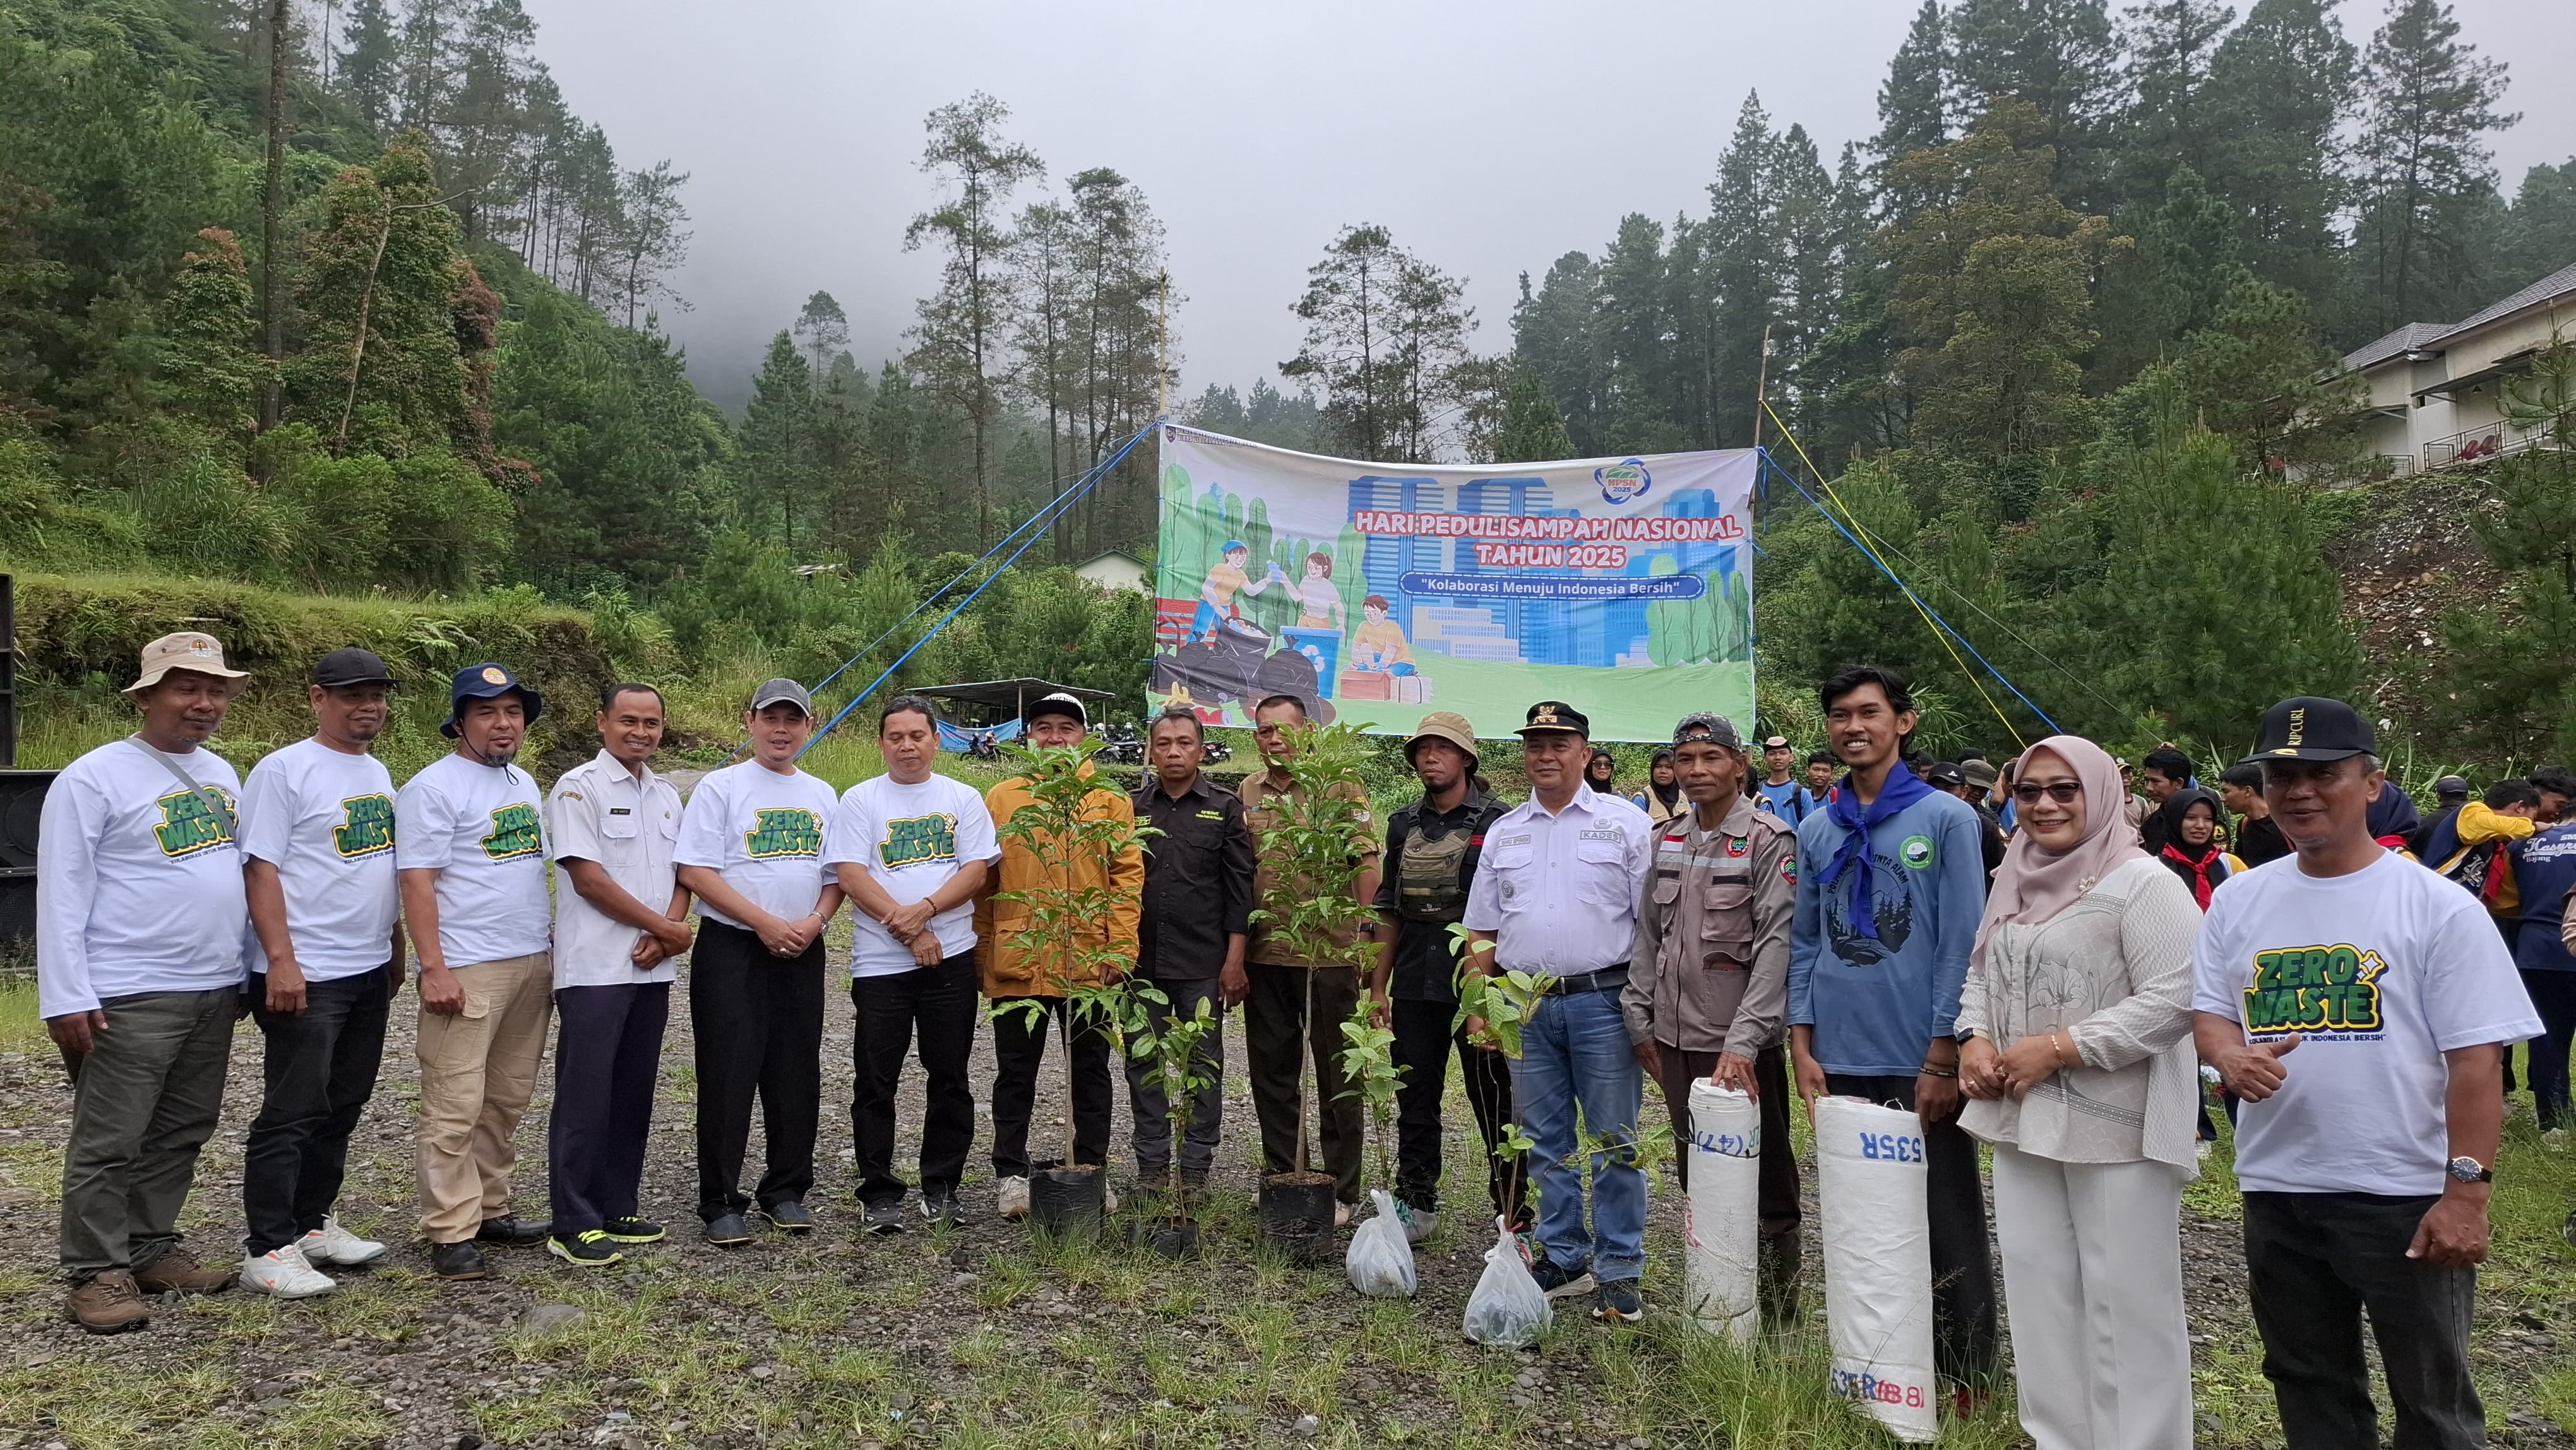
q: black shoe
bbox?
[1529,1255,1596,1300]
[547,1231,624,1267]
[476,1215,550,1247]
[703,1213,754,1247]
[1179,1168,1210,1192]
[920,1187,968,1228]
[857,1200,907,1236]
[760,1200,815,1233]
[432,1241,489,1280]
[1593,1278,1644,1323]
[600,1216,664,1244]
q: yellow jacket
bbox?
[974,769,1144,998]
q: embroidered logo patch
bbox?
[1724,837,1751,858]
[1899,835,1936,870]
[1779,856,1798,886]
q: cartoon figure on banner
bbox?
[1191,539,1282,642]
[1340,595,1430,704]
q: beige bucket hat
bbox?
[125,632,248,693]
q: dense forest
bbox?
[0,0,2569,766]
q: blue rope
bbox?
[1759,453,2064,735]
[803,460,1132,702]
[797,422,1157,757]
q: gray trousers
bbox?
[59,988,238,1278]
[1123,976,1227,1178]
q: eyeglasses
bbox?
[2012,782,2084,805]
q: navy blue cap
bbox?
[441,662,544,738]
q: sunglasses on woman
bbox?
[2012,781,2084,805]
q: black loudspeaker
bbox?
[0,767,52,947]
[0,571,15,768]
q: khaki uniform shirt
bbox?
[1623,794,1796,1052]
[1244,766,1378,968]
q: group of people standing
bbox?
[33,631,2546,1450]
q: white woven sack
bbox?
[1813,1094,1940,1443]
[1683,1081,1761,1341]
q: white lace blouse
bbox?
[1953,856,2203,1172]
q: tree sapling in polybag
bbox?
[1461,1216,1550,1346]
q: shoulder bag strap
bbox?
[126,734,239,836]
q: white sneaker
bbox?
[2196,1139,2213,1161]
[2544,1127,2568,1153]
[1333,1199,1355,1230]
[1103,1179,1119,1214]
[242,1242,337,1299]
[996,1175,1030,1220]
[1396,1202,1437,1244]
[299,1214,387,1266]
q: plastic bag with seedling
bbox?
[1335,997,1415,1295]
[989,739,1157,1232]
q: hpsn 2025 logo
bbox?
[1595,458,1651,504]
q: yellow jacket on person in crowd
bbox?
[973,767,1144,998]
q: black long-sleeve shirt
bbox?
[1131,772,1255,980]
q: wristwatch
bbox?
[2447,1156,2494,1184]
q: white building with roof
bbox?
[2342,262,2574,477]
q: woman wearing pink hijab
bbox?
[1955,735,2202,1450]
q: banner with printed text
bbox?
[1149,425,1757,741]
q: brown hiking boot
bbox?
[133,1246,236,1294]
[66,1270,151,1334]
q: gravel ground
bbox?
[0,968,2570,1449]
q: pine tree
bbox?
[1511,254,1607,454]
[1947,0,2120,203]
[337,0,400,133]
[1874,0,1952,196]
[1705,93,1784,448]
[157,228,271,442]
[2092,164,2243,383]
[1283,223,1479,462]
[905,92,1044,546]
[737,329,814,552]
[2114,0,2234,203]
[2500,160,2576,289]
[794,291,850,382]
[2202,0,2357,313]
[2349,0,2515,331]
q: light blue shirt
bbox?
[1463,787,1655,976]
[1787,788,1988,1076]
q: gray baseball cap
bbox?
[1671,712,1744,749]
[748,678,814,717]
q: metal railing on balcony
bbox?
[2424,417,2558,469]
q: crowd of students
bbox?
[33,630,2563,1450]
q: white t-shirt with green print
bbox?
[395,751,552,966]
[240,736,400,981]
[673,758,837,930]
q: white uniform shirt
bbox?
[547,750,684,989]
[37,738,247,1017]
[237,736,400,982]
[823,772,999,978]
[672,759,836,928]
[1463,786,1656,976]
[395,752,552,967]
[2191,851,2541,1196]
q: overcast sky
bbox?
[520,0,2574,412]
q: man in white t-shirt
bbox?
[398,663,557,1281]
[2193,697,2541,1450]
[237,647,406,1300]
[674,678,844,1245]
[39,632,253,1332]
[824,694,997,1231]
[543,683,692,1268]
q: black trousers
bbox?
[1826,1071,2001,1388]
[2245,1191,2485,1450]
[691,921,825,1221]
[242,968,391,1255]
[989,995,1114,1178]
[1124,976,1227,1178]
[849,952,980,1206]
[1245,962,1363,1202]
[2520,968,2576,1130]
[549,980,669,1234]
[1390,996,1524,1223]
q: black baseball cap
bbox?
[313,647,395,688]
[1515,700,1590,738]
[2434,774,2472,801]
[1925,761,1967,789]
[1024,692,1088,728]
[2250,696,2375,764]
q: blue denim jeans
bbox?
[1508,986,1646,1283]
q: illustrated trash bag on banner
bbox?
[1346,1189,1418,1298]
[1461,1216,1550,1346]
[1683,1081,1761,1341]
[1815,1095,1939,1443]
